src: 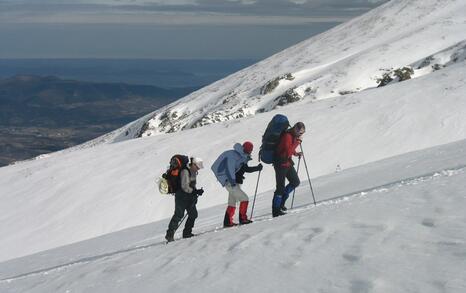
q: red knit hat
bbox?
[243,141,254,154]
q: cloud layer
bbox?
[0,0,388,58]
[0,0,388,25]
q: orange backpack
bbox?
[161,155,190,194]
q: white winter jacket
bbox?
[211,143,249,187]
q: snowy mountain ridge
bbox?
[1,55,466,264]
[87,0,466,144]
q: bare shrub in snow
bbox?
[339,90,356,95]
[394,67,414,81]
[432,64,443,71]
[261,73,295,95]
[274,88,301,107]
[377,67,414,87]
[377,72,394,87]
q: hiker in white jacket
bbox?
[211,142,262,227]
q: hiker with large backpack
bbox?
[164,156,205,242]
[272,122,305,217]
[259,115,305,217]
[211,142,263,227]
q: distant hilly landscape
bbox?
[0,58,257,166]
[0,75,197,166]
[0,59,257,88]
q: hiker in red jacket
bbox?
[272,122,305,217]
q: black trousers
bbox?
[167,193,198,235]
[273,163,300,208]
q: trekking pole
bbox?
[290,156,301,209]
[300,144,317,206]
[250,170,261,219]
[174,213,189,232]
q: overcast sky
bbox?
[0,0,388,59]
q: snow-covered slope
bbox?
[1,138,466,293]
[89,0,466,143]
[1,0,466,265]
[1,58,466,263]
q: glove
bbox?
[295,152,303,158]
[257,163,263,171]
[194,188,204,196]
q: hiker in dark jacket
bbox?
[272,122,305,217]
[212,142,262,227]
[165,157,204,242]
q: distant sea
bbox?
[0,58,257,88]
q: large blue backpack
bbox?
[260,114,290,164]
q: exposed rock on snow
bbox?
[376,40,466,87]
[260,73,295,95]
[274,88,302,107]
[377,67,414,87]
[83,0,466,142]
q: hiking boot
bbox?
[165,230,175,242]
[182,232,196,239]
[223,206,236,227]
[238,201,252,225]
[224,222,238,228]
[280,205,288,211]
[272,209,286,218]
[239,219,253,225]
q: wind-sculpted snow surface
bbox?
[83,0,466,142]
[1,139,466,293]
